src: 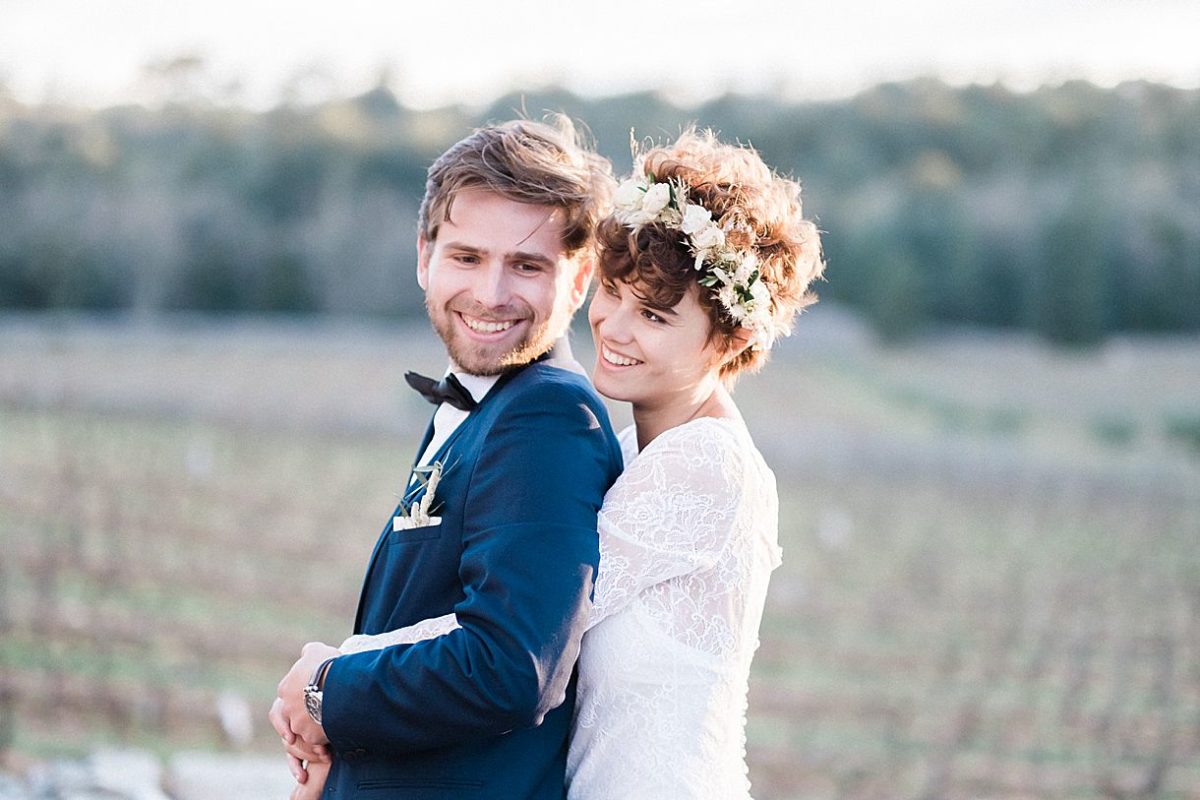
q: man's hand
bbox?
[270,642,340,779]
[269,696,328,782]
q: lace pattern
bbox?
[567,418,780,799]
[340,613,460,654]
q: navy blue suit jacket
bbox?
[320,356,622,799]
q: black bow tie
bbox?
[405,371,477,411]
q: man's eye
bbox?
[514,262,543,273]
[454,254,479,265]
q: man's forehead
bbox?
[438,193,569,254]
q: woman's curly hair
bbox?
[597,129,825,380]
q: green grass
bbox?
[2,317,1199,799]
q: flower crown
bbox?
[612,171,778,349]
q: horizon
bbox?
[2,72,1194,116]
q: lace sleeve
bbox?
[339,613,461,655]
[588,422,743,629]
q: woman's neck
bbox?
[632,381,740,452]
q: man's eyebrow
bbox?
[509,251,556,266]
[441,241,485,254]
[440,242,554,266]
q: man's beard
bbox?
[429,303,558,376]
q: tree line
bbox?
[1,78,1197,343]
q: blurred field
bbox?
[2,309,1199,799]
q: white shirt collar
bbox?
[445,367,501,406]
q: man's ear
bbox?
[416,234,431,291]
[568,253,595,313]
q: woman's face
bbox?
[588,277,725,408]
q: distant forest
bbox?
[1,78,1198,343]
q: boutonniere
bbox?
[394,460,447,530]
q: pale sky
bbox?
[1,0,1197,109]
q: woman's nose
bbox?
[596,302,633,342]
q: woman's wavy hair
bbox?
[596,129,825,381]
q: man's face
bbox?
[417,189,592,376]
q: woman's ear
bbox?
[720,327,754,366]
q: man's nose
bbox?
[474,261,511,308]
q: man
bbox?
[270,117,622,799]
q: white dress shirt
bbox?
[415,369,500,469]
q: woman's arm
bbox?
[338,613,461,654]
[282,615,461,800]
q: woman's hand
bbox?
[289,758,331,800]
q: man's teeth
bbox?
[602,346,641,366]
[464,317,516,333]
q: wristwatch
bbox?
[304,657,337,725]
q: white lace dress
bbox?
[339,416,782,800]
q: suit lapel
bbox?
[352,410,437,634]
[350,353,555,633]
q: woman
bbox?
[294,129,824,799]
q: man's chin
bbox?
[447,342,525,377]
[439,319,562,376]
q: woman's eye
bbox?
[641,309,664,323]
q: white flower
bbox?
[614,179,646,212]
[680,203,712,235]
[642,182,671,215]
[625,208,658,226]
[734,253,758,284]
[691,223,726,251]
[750,277,771,305]
[612,167,785,353]
[717,284,740,312]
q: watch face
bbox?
[304,688,323,724]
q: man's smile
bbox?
[457,312,521,337]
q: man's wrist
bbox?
[304,657,337,725]
[311,656,336,689]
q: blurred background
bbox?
[2,1,1199,798]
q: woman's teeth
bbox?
[602,345,641,366]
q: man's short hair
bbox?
[418,116,614,256]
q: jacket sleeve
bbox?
[320,380,615,755]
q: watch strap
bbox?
[309,656,337,690]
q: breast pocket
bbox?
[388,517,443,544]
